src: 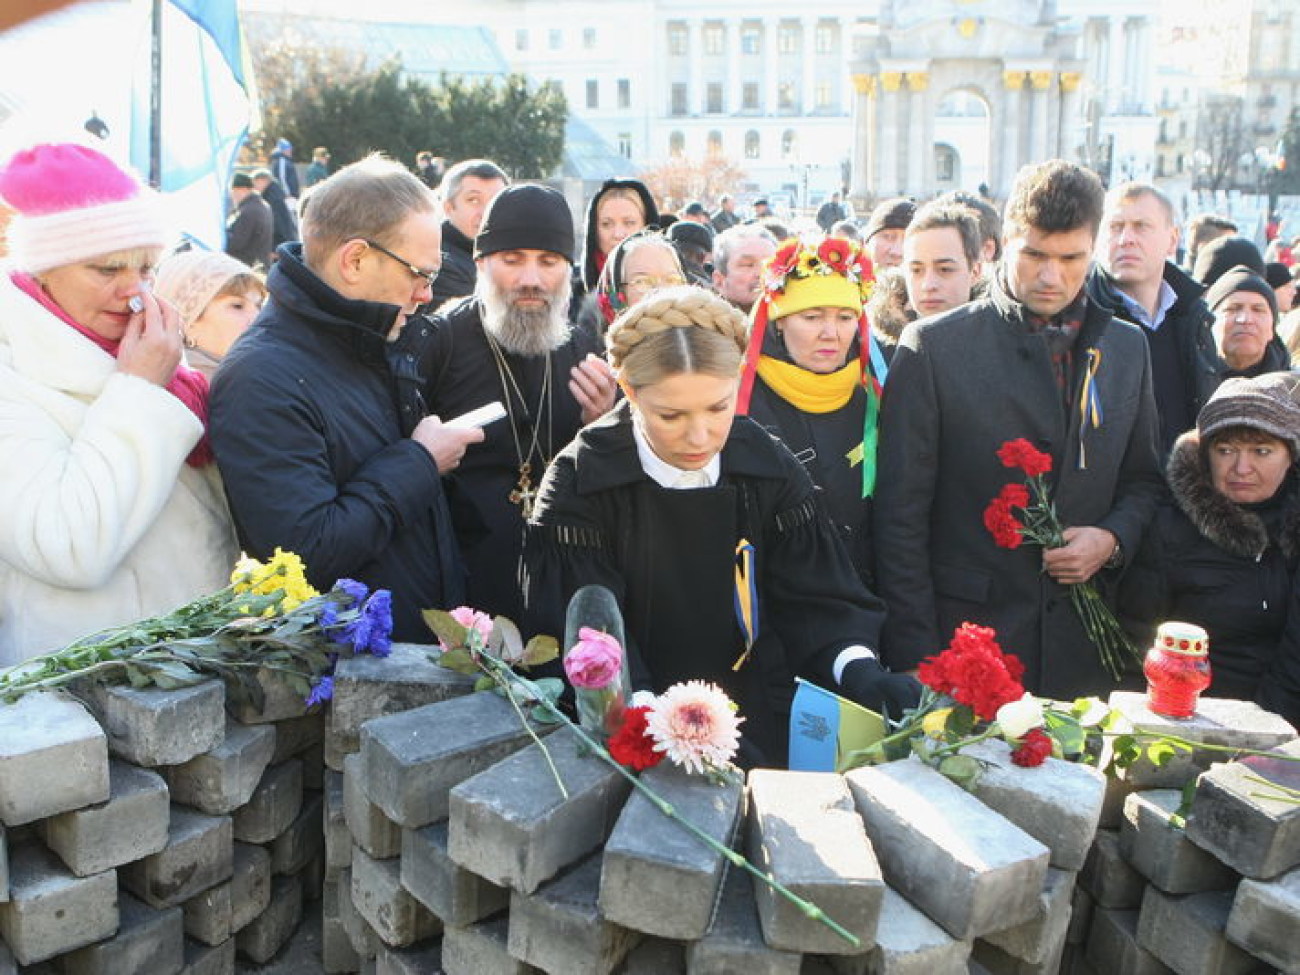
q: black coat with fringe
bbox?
[1119,431,1300,701]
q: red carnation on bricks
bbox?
[997,438,1053,478]
[917,623,1026,722]
[607,705,663,771]
[1011,728,1053,767]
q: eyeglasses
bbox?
[624,273,687,292]
[363,238,439,289]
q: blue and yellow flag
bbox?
[788,677,887,772]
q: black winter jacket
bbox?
[429,220,476,313]
[211,244,464,641]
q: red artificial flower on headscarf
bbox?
[917,623,1026,722]
[996,438,1053,478]
[983,483,1030,549]
[767,239,801,285]
[817,237,852,273]
[1011,728,1053,767]
[607,705,663,771]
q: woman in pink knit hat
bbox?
[0,142,237,665]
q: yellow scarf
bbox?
[755,355,860,414]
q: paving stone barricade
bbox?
[4,645,1300,975]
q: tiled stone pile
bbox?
[0,666,327,975]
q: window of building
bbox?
[1179,119,1188,139]
[1176,153,1185,173]
[670,83,688,116]
[618,133,632,159]
[815,82,833,110]
[704,24,724,56]
[706,82,724,114]
[778,81,796,111]
[742,82,759,111]
[742,26,761,55]
[782,129,797,159]
[670,131,685,156]
[778,23,797,55]
[1156,154,1166,178]
[668,22,688,56]
[745,130,760,159]
[935,145,956,182]
[586,80,598,109]
[707,131,723,156]
[549,28,562,50]
[618,79,631,109]
[515,28,528,51]
[584,28,597,49]
[815,23,835,54]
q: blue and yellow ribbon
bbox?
[732,538,759,671]
[1078,348,1104,470]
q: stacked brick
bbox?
[0,666,327,974]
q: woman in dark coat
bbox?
[577,178,659,299]
[1121,372,1300,705]
[737,236,884,586]
[524,286,918,766]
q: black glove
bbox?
[839,656,922,719]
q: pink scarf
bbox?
[11,272,214,467]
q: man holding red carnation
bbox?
[873,160,1164,700]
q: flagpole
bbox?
[149,0,161,187]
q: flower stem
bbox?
[482,657,569,801]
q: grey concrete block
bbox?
[1085,908,1173,975]
[360,691,543,829]
[164,719,275,815]
[983,868,1075,965]
[684,866,802,975]
[43,760,169,876]
[0,841,118,965]
[401,820,510,926]
[226,667,309,725]
[299,739,325,791]
[181,842,270,946]
[509,855,641,975]
[232,758,303,844]
[0,691,109,826]
[0,826,6,905]
[337,866,379,961]
[234,872,302,964]
[860,886,971,975]
[180,937,235,975]
[1121,790,1238,894]
[449,726,631,894]
[120,805,233,909]
[376,936,446,975]
[746,769,882,954]
[330,642,476,757]
[325,771,351,876]
[322,874,362,973]
[1067,887,1094,946]
[966,739,1106,871]
[344,752,401,859]
[83,680,225,767]
[1108,692,1296,789]
[59,891,183,975]
[271,790,324,875]
[1136,887,1256,975]
[441,915,536,975]
[844,760,1049,940]
[971,933,1068,975]
[1080,830,1146,910]
[1186,740,1300,880]
[622,936,687,973]
[1225,866,1300,974]
[351,844,440,948]
[0,941,12,975]
[600,763,745,940]
[270,711,326,764]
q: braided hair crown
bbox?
[605,284,748,372]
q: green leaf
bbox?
[1044,711,1086,757]
[491,616,524,663]
[435,647,479,676]
[937,754,983,790]
[521,635,560,668]
[421,609,468,651]
[474,676,496,693]
[946,706,975,738]
[530,678,565,707]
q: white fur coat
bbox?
[0,273,237,665]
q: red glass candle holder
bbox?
[1144,622,1211,719]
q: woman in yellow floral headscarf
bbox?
[736,235,882,585]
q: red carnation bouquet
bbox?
[983,438,1139,681]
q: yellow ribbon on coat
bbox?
[1078,348,1104,470]
[732,538,759,671]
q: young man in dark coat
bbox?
[1089,182,1224,454]
[427,158,508,312]
[873,160,1164,700]
[420,184,618,626]
[210,155,483,641]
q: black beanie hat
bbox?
[1193,234,1264,287]
[864,197,917,242]
[1264,261,1292,290]
[475,183,574,261]
[1205,265,1280,324]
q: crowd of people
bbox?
[3,137,1300,766]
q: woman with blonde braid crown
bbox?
[525,286,919,766]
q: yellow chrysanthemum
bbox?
[230,549,318,613]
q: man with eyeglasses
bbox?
[211,154,483,641]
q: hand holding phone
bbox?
[445,401,507,430]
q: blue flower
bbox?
[305,676,334,707]
[317,602,340,630]
[358,590,393,658]
[333,578,370,607]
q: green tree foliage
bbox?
[249,34,567,179]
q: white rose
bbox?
[996,693,1045,739]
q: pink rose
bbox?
[448,606,493,645]
[564,627,623,689]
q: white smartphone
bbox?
[445,401,507,430]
